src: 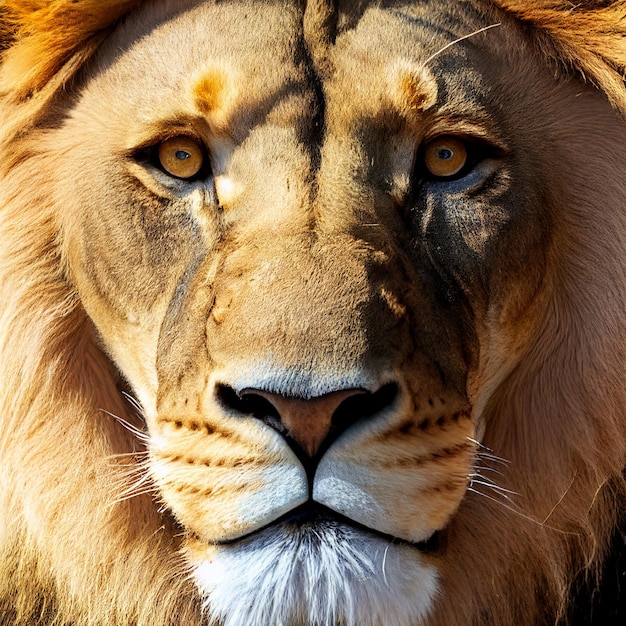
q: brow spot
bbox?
[395,65,438,113]
[193,70,227,116]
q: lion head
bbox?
[1,1,625,625]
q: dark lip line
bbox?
[215,501,442,553]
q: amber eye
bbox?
[423,137,468,178]
[157,136,205,179]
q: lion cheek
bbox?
[148,423,309,543]
[313,422,476,542]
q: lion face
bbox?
[55,5,545,621]
[2,1,626,625]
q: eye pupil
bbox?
[437,148,454,160]
[175,150,191,161]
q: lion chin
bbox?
[1,1,626,626]
[189,520,437,626]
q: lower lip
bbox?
[220,501,442,553]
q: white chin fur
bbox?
[193,520,438,626]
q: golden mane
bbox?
[493,0,626,113]
[0,4,201,622]
[0,1,625,625]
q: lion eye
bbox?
[423,137,468,178]
[157,136,205,179]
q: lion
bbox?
[0,0,625,625]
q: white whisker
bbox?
[106,450,150,461]
[122,390,145,414]
[420,23,501,69]
[468,438,510,465]
[101,408,150,443]
[474,465,506,478]
[382,543,391,587]
[469,477,518,497]
[109,487,160,506]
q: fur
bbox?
[0,1,625,625]
[191,522,437,626]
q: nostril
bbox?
[215,384,283,430]
[331,382,398,436]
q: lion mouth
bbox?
[218,501,442,553]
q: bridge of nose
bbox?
[200,246,416,419]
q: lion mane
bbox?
[0,1,625,625]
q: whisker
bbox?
[541,470,578,525]
[468,461,586,539]
[381,543,390,586]
[122,390,145,414]
[106,450,150,461]
[468,438,510,465]
[468,488,581,537]
[110,461,151,481]
[108,488,160,506]
[475,452,509,466]
[469,477,518,497]
[108,467,157,507]
[420,23,501,69]
[101,408,150,443]
[109,463,149,472]
[104,446,156,507]
[474,465,506,478]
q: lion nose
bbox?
[215,383,398,461]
